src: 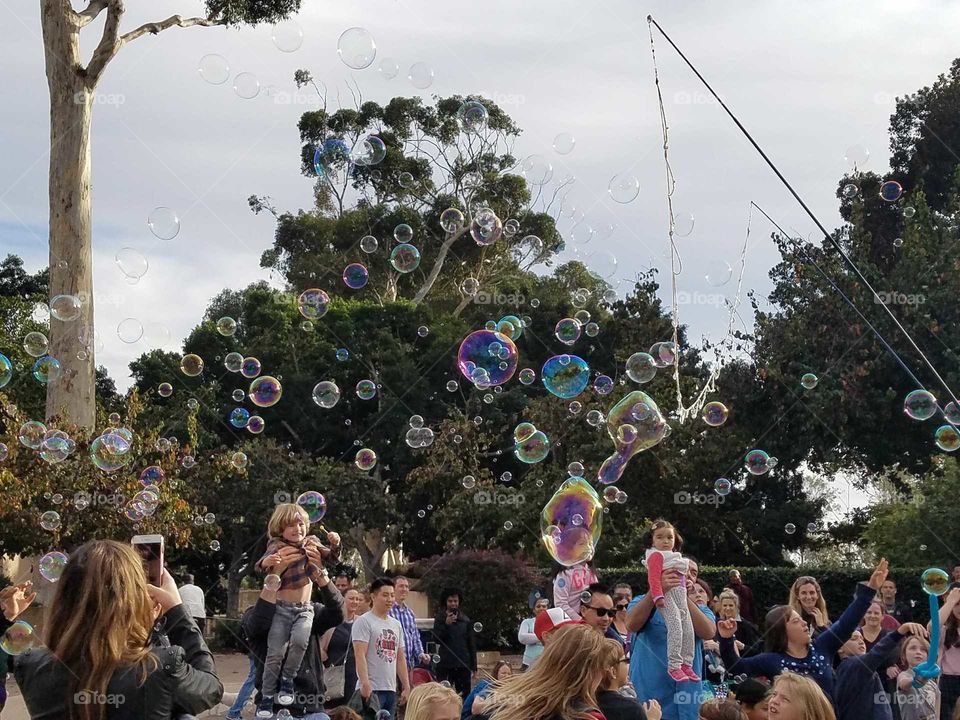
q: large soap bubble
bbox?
[541,355,590,399]
[457,330,518,387]
[249,376,283,408]
[598,391,667,485]
[89,432,132,472]
[921,567,950,596]
[540,476,603,567]
[296,491,327,524]
[904,390,938,421]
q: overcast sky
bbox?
[2,0,956,402]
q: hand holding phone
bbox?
[132,535,164,585]
[146,568,182,614]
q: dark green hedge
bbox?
[596,566,938,624]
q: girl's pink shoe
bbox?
[681,664,701,682]
[667,667,688,682]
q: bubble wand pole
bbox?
[914,582,943,687]
[646,15,960,410]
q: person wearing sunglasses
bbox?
[582,584,630,653]
[611,585,635,660]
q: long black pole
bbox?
[647,15,960,409]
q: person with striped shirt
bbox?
[390,576,432,672]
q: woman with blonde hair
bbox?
[485,624,609,720]
[768,672,836,720]
[406,682,462,720]
[788,576,830,639]
[13,539,223,719]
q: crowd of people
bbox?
[1,512,959,720]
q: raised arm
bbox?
[938,588,960,629]
[627,569,682,633]
[816,559,888,656]
[690,602,717,640]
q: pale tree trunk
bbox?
[347,526,388,582]
[42,2,96,429]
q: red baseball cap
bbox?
[534,607,580,641]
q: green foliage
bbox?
[410,550,540,650]
[205,0,302,25]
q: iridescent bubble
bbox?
[945,402,960,425]
[714,478,732,496]
[356,379,377,400]
[313,138,351,180]
[514,422,537,443]
[352,135,387,166]
[921,567,950,596]
[586,409,605,427]
[801,373,819,390]
[39,435,71,464]
[594,375,614,396]
[298,288,331,320]
[470,214,503,246]
[584,322,600,337]
[569,400,582,414]
[32,355,61,384]
[457,330,518,387]
[461,475,476,489]
[338,262,369,290]
[336,348,349,362]
[360,235,379,253]
[842,183,859,200]
[240,357,262,379]
[1,620,36,655]
[608,174,640,203]
[39,551,68,582]
[390,243,421,273]
[231,451,248,470]
[904,389,938,421]
[249,376,282,408]
[408,62,435,90]
[216,316,237,336]
[394,223,414,243]
[147,207,180,240]
[879,180,904,202]
[90,432,132,472]
[541,355,590,399]
[598,390,667,485]
[139,465,165,487]
[50,294,82,322]
[264,574,282,591]
[18,421,46,450]
[198,54,230,85]
[157,382,173,397]
[441,208,465,233]
[0,353,11,389]
[625,352,656,383]
[296,491,327,524]
[180,354,204,377]
[744,449,771,475]
[337,27,377,70]
[518,368,536,385]
[0,443,8,461]
[652,341,677,366]
[398,171,415,189]
[540,476,602,566]
[935,425,960,452]
[355,448,377,470]
[224,352,243,372]
[515,429,550,464]
[555,318,582,345]
[553,132,576,155]
[229,407,251,428]
[457,100,488,133]
[247,416,265,434]
[702,401,729,427]
[312,381,341,408]
[23,332,49,358]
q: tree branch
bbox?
[84,0,122,85]
[77,0,110,27]
[411,228,468,306]
[120,14,222,45]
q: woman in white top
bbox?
[518,597,550,670]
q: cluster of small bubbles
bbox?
[240,357,262,379]
[784,523,796,535]
[701,401,729,427]
[405,427,435,448]
[904,389,938,421]
[801,373,818,390]
[714,477,732,496]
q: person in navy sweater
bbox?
[834,621,929,720]
[717,558,889,702]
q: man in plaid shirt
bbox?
[389,576,431,671]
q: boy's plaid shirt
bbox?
[257,535,341,589]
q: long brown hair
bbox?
[788,576,830,625]
[699,698,748,719]
[597,637,626,690]
[945,602,960,648]
[772,672,836,720]
[763,605,797,653]
[45,540,157,720]
[486,624,608,720]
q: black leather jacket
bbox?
[242,581,344,717]
[13,604,223,719]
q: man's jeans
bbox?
[375,690,397,720]
[226,654,257,718]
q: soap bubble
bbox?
[0,353,11,389]
[879,180,904,202]
[180,354,204,377]
[232,72,260,99]
[18,421,47,449]
[360,235,379,253]
[921,567,950,596]
[460,278,480,296]
[714,478,732,496]
[40,510,61,531]
[198,54,230,84]
[608,174,640,203]
[394,223,414,243]
[842,183,859,199]
[157,382,173,397]
[32,355,61,384]
[216,316,237,336]
[230,452,248,470]
[935,425,960,452]
[90,432,132,473]
[355,379,377,400]
[390,243,421,273]
[249,376,283,408]
[408,62,435,90]
[296,491,327,523]
[844,144,870,169]
[541,355,590,399]
[224,352,243,372]
[441,208,465,232]
[336,348,349,362]
[801,373,818,390]
[599,391,667,485]
[554,318,582,345]
[470,214,503,246]
[521,155,553,186]
[50,294,82,322]
[378,58,399,79]
[23,331,49,357]
[0,620,36,655]
[701,401,729,427]
[139,466,165,487]
[904,389,938,421]
[147,207,180,240]
[271,19,303,52]
[553,132,576,155]
[338,27,377,70]
[39,551,68,582]
[355,448,377,470]
[515,429,550,464]
[518,368,536,385]
[744,449,771,475]
[313,138,351,181]
[540,477,603,566]
[247,416,265,434]
[117,318,144,344]
[457,101,488,133]
[784,523,796,535]
[446,380,459,392]
[264,574,281,591]
[229,407,250,428]
[352,135,387,166]
[240,357,262,379]
[312,381,341,408]
[944,402,960,425]
[594,375,614,396]
[625,352,657,383]
[457,330,518,387]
